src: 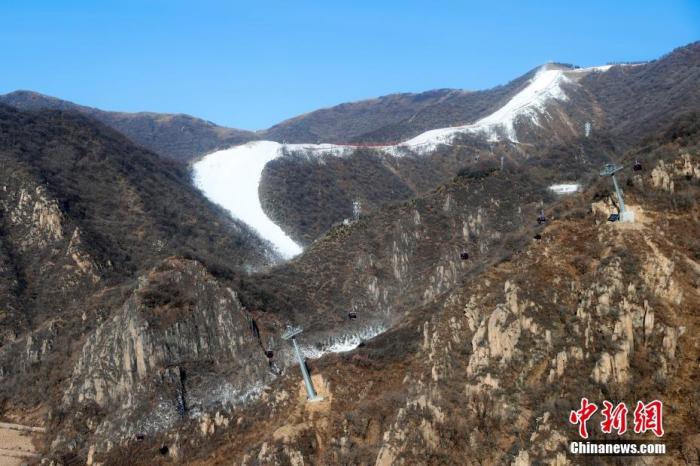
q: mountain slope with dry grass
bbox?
[0,91,258,162]
[89,117,700,466]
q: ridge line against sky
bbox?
[1,0,698,130]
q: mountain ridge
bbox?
[0,90,258,162]
[2,40,696,164]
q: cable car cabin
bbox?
[265,350,274,359]
[608,213,620,222]
[348,312,357,320]
[633,160,642,171]
[537,214,546,225]
[460,252,469,260]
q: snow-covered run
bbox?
[397,65,570,149]
[549,183,580,194]
[193,141,355,257]
[299,323,388,360]
[193,142,302,258]
[384,63,622,151]
[193,64,618,257]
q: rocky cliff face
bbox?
[52,258,273,457]
[361,148,699,465]
[0,169,101,353]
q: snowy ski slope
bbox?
[194,64,617,257]
[193,141,304,258]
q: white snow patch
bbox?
[283,143,352,157]
[202,380,266,408]
[193,141,356,257]
[582,64,614,73]
[621,210,635,223]
[299,323,388,360]
[193,141,306,258]
[381,63,628,152]
[131,382,267,437]
[132,399,180,436]
[549,183,580,194]
[383,65,573,151]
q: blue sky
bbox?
[1,1,698,129]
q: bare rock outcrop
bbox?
[56,258,273,454]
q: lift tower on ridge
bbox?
[600,163,632,222]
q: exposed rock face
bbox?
[466,280,532,376]
[10,185,64,248]
[0,240,22,346]
[368,151,697,465]
[0,172,102,349]
[651,152,700,192]
[56,258,272,453]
